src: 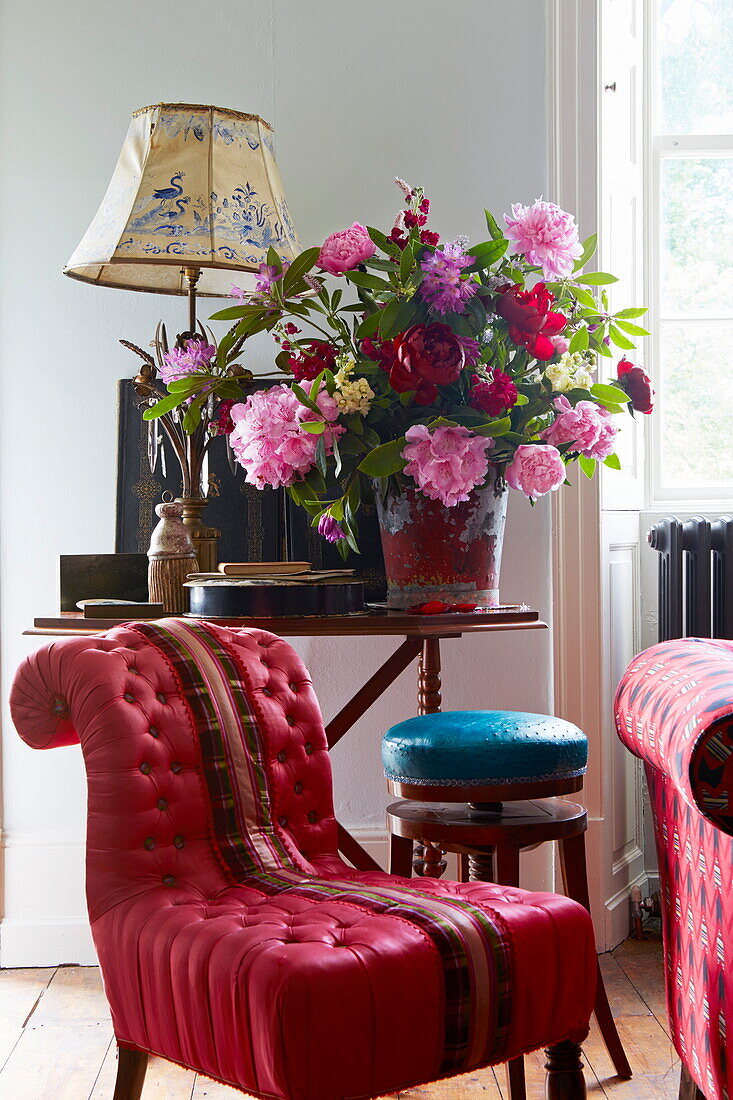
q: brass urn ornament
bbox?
[147,493,198,614]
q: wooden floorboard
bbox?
[0,934,677,1099]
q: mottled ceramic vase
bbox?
[375,478,508,610]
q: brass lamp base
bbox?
[177,497,220,573]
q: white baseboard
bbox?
[0,917,97,967]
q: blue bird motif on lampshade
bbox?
[153,173,185,202]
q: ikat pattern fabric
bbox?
[616,638,733,1100]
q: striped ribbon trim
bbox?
[132,618,512,1072]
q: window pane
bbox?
[661,157,733,316]
[660,323,733,486]
[658,0,733,134]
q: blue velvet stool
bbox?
[382,710,588,802]
[383,709,631,1085]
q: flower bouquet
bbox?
[144,179,653,608]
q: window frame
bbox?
[645,0,733,508]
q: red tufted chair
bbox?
[11,619,597,1100]
[616,638,733,1100]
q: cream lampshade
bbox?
[64,102,301,300]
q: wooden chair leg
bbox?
[679,1063,707,1099]
[559,833,632,1080]
[113,1047,148,1100]
[389,832,413,877]
[495,843,520,887]
[544,1040,586,1099]
[505,1055,527,1100]
[457,852,470,883]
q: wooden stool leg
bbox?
[389,832,413,877]
[457,853,470,883]
[559,833,632,1080]
[113,1047,148,1100]
[544,1040,586,1098]
[495,843,521,888]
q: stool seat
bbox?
[382,711,587,801]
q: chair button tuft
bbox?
[174,835,185,849]
[307,811,318,824]
[294,781,303,794]
[157,798,168,811]
[148,726,159,738]
[276,751,286,763]
[170,762,182,774]
[286,715,295,726]
[156,692,166,703]
[304,742,313,755]
[262,687,272,697]
[139,762,152,775]
[289,682,298,693]
[162,874,175,887]
[124,693,135,703]
[278,815,288,827]
[143,837,155,850]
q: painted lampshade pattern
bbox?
[64,103,300,296]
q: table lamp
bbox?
[65,102,301,567]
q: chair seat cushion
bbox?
[97,868,596,1100]
[382,711,587,788]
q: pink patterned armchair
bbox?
[11,618,596,1100]
[616,638,733,1100]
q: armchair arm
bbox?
[615,638,733,835]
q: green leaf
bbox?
[578,454,596,479]
[615,307,648,319]
[484,209,504,241]
[346,270,392,292]
[568,326,589,353]
[591,382,630,405]
[210,304,252,321]
[281,246,321,295]
[266,246,282,272]
[573,233,598,272]
[614,319,650,337]
[300,420,326,434]
[608,324,635,350]
[399,242,414,284]
[291,383,322,414]
[595,339,613,357]
[355,311,382,339]
[472,416,510,437]
[570,286,599,311]
[467,238,508,271]
[367,226,401,258]
[142,393,184,420]
[357,438,407,477]
[576,272,618,286]
[603,452,621,470]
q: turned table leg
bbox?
[413,637,444,874]
[544,1040,586,1098]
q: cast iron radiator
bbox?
[648,516,733,641]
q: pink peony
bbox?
[317,223,375,275]
[229,384,343,490]
[505,444,566,499]
[504,199,582,280]
[542,396,618,460]
[401,424,492,508]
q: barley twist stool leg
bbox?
[544,1039,586,1098]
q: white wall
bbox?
[0,0,553,965]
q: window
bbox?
[649,0,733,501]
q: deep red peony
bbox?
[469,370,519,416]
[361,336,398,374]
[495,283,567,360]
[288,340,338,382]
[390,323,465,405]
[616,357,654,414]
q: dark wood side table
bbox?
[26,607,546,871]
